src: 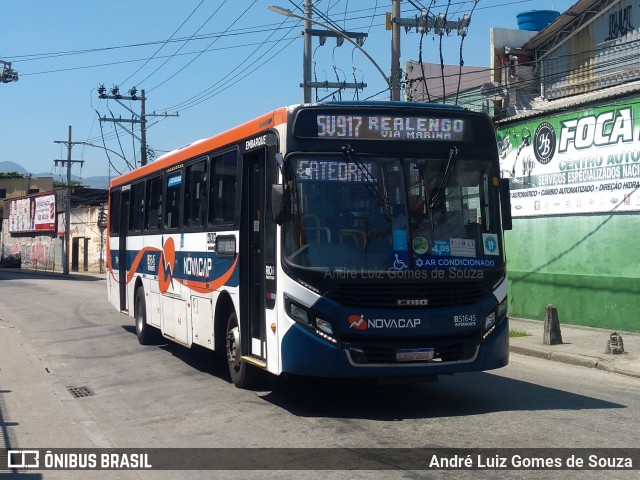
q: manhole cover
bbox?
[66,386,94,398]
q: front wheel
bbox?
[225,312,255,388]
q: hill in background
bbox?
[0,161,110,188]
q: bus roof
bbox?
[109,101,479,189]
[109,106,289,188]
[320,100,468,111]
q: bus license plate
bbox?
[395,348,434,362]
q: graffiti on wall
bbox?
[606,5,634,41]
[5,243,56,270]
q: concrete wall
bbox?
[497,97,640,332]
[1,204,106,274]
[506,214,640,332]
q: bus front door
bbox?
[241,149,270,364]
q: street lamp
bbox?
[268,5,391,99]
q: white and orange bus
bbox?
[107,101,512,388]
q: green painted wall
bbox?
[505,214,640,332]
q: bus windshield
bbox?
[283,154,504,273]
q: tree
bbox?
[0,171,26,179]
[53,180,84,188]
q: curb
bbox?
[510,345,640,380]
[0,267,104,281]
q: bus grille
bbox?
[326,282,487,308]
[342,334,479,365]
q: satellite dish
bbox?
[480,82,507,101]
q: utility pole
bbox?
[293,0,368,102]
[54,126,84,275]
[140,89,147,167]
[303,0,313,103]
[98,86,147,166]
[390,0,402,101]
[388,0,471,101]
[97,86,178,167]
[0,60,18,83]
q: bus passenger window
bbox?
[129,181,145,233]
[145,175,162,231]
[209,151,237,227]
[164,172,182,229]
[184,158,208,228]
[109,190,121,236]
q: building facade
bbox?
[0,176,54,219]
[1,187,108,274]
[492,0,640,331]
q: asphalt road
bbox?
[1,271,639,480]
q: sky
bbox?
[0,0,576,186]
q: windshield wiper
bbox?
[428,146,459,233]
[342,144,390,216]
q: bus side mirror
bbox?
[272,184,291,225]
[499,178,512,231]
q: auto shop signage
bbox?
[496,98,640,217]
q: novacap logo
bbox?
[347,314,422,330]
[158,237,176,294]
[348,314,367,330]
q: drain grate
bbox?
[66,386,94,398]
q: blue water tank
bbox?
[516,10,560,31]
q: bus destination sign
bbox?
[316,114,466,141]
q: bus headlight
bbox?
[483,298,508,339]
[290,303,310,326]
[484,312,496,332]
[285,297,337,344]
[316,318,334,335]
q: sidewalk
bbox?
[0,314,128,479]
[509,317,640,380]
[0,266,105,281]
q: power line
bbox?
[19,37,299,77]
[156,13,299,112]
[142,0,231,91]
[119,0,206,87]
[159,30,300,114]
[8,1,533,71]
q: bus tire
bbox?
[225,312,255,388]
[135,287,154,345]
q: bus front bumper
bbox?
[280,318,509,378]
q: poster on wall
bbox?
[496,98,640,217]
[8,193,56,233]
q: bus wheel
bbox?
[135,288,153,345]
[225,312,254,388]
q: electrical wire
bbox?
[159,32,300,114]
[6,0,537,65]
[417,0,435,102]
[156,11,298,112]
[119,0,206,87]
[438,0,452,104]
[455,0,478,105]
[94,109,123,176]
[108,109,132,171]
[144,0,232,92]
[12,0,616,177]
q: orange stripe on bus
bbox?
[126,247,162,284]
[110,107,288,188]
